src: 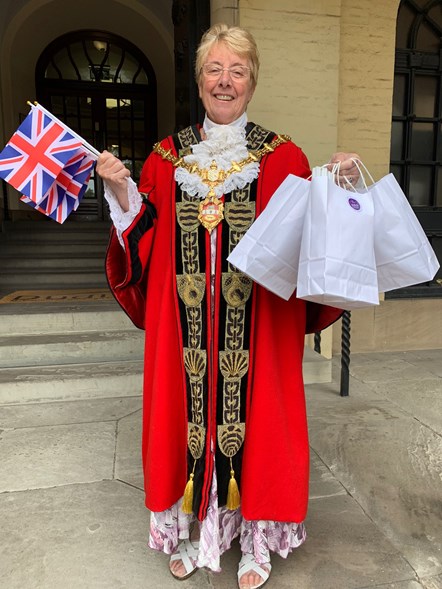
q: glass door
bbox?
[47,92,155,220]
[36,31,157,221]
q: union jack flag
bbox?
[0,106,84,201]
[20,151,95,223]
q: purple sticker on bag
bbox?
[348,198,361,211]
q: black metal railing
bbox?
[340,311,351,397]
[314,309,351,397]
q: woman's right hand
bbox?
[96,150,131,212]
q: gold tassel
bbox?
[182,472,194,514]
[182,460,197,515]
[226,466,241,510]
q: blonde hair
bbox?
[195,23,260,89]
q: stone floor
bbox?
[0,350,440,589]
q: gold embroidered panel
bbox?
[173,124,277,468]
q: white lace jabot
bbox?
[105,113,258,246]
[174,113,260,199]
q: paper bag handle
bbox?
[350,158,376,189]
[330,158,376,192]
[323,161,358,192]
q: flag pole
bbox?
[27,101,101,159]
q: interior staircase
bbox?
[0,219,110,293]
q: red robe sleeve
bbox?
[105,149,161,329]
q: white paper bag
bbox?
[228,174,310,300]
[368,173,439,291]
[296,168,379,309]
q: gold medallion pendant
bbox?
[198,194,224,233]
[153,135,290,233]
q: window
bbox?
[390,0,442,296]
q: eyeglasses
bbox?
[201,63,250,81]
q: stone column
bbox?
[210,0,238,25]
[337,0,400,178]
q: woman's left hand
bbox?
[328,152,361,187]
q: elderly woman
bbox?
[98,23,359,589]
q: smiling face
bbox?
[198,42,255,125]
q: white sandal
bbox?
[237,552,272,589]
[169,539,199,580]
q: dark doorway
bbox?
[36,31,157,221]
[173,0,211,130]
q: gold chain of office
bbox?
[152,134,290,232]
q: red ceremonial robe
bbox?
[105,123,342,523]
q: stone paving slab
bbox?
[309,450,348,500]
[209,492,416,589]
[116,408,144,489]
[370,377,442,434]
[109,404,417,589]
[307,358,442,580]
[114,411,351,499]
[346,354,433,383]
[0,481,211,589]
[0,421,116,492]
[421,575,442,589]
[0,350,440,588]
[355,582,424,589]
[0,396,141,429]
[399,350,442,379]
[0,470,416,589]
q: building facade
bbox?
[1,0,441,351]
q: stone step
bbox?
[1,283,109,295]
[2,220,111,232]
[0,303,133,335]
[0,242,108,255]
[0,280,109,293]
[1,220,110,235]
[0,330,144,368]
[0,256,105,270]
[0,220,111,291]
[0,269,108,288]
[0,361,143,404]
[0,231,109,242]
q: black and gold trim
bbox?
[125,201,157,285]
[171,122,280,517]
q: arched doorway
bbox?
[36,30,158,220]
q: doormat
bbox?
[0,289,114,304]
